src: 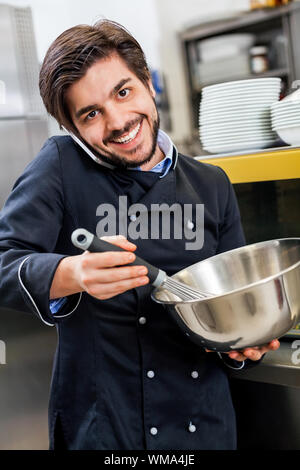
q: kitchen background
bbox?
[0,0,299,450]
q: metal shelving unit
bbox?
[180,3,300,136]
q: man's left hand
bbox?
[225,339,280,362]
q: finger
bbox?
[88,265,148,283]
[87,275,149,299]
[242,349,263,361]
[100,235,137,251]
[268,339,280,350]
[81,251,137,269]
[227,351,247,361]
[247,339,280,357]
[253,339,280,356]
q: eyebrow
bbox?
[74,77,132,120]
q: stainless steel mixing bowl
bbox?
[152,238,300,352]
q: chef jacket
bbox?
[0,134,252,450]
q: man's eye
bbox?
[85,110,99,121]
[118,88,130,98]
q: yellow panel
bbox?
[197,148,300,184]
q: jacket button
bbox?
[191,371,199,379]
[188,422,196,433]
[150,427,158,436]
[147,370,155,378]
[139,316,147,325]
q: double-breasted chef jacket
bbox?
[0,135,256,450]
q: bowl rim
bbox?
[152,238,300,305]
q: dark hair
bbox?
[39,20,151,132]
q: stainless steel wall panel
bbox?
[0,308,56,450]
[0,5,45,118]
[0,5,25,117]
[0,119,48,209]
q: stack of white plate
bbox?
[271,88,300,146]
[199,78,281,154]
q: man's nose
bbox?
[104,103,127,134]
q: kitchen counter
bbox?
[195,145,300,184]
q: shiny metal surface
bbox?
[0,5,44,117]
[153,239,300,351]
[0,308,56,449]
[0,119,48,209]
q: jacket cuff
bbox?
[18,254,81,325]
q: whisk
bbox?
[71,229,211,301]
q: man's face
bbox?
[66,53,160,168]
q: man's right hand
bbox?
[50,235,149,300]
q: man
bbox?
[0,20,279,450]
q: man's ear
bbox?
[148,80,156,98]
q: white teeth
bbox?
[112,122,141,144]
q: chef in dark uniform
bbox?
[0,20,279,450]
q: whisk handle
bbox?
[71,228,166,287]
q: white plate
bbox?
[200,124,272,134]
[200,122,273,132]
[271,102,300,111]
[201,96,278,106]
[271,106,300,115]
[271,114,300,123]
[274,126,300,145]
[272,121,300,130]
[201,128,276,138]
[203,140,277,154]
[202,90,279,101]
[203,86,280,98]
[202,78,281,93]
[203,85,280,98]
[199,115,270,124]
[201,101,273,109]
[272,118,300,127]
[200,128,273,138]
[199,111,270,124]
[271,106,300,117]
[200,131,273,139]
[200,106,271,114]
[200,102,276,113]
[201,133,277,144]
[280,88,300,103]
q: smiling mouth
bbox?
[109,120,142,145]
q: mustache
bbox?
[104,116,144,144]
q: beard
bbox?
[80,102,160,170]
